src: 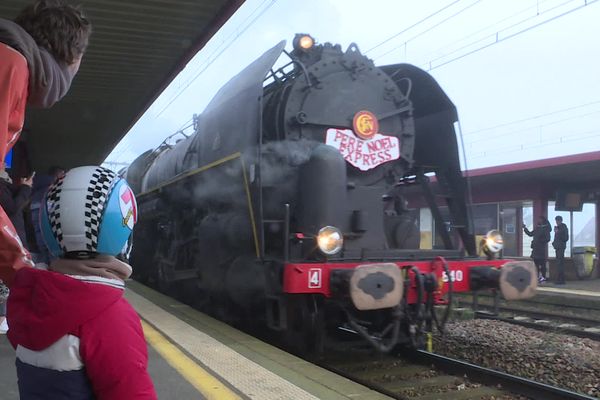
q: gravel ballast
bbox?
[434,319,600,398]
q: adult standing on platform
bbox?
[0,164,34,246]
[552,215,569,285]
[523,216,552,283]
[0,0,91,286]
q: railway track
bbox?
[317,346,596,400]
[456,302,600,341]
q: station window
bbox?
[499,203,520,257]
[419,208,433,249]
[471,204,499,254]
[573,203,596,247]
[521,201,534,257]
[472,203,498,235]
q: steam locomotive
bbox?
[125,34,536,352]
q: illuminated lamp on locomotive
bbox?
[125,33,537,353]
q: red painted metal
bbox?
[283,259,509,304]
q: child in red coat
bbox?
[7,166,157,400]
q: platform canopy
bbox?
[1,0,243,171]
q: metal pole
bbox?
[570,210,574,257]
[492,289,500,315]
[284,203,290,262]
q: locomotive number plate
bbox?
[325,128,400,171]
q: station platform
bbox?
[0,280,390,400]
[538,278,600,296]
[534,278,600,309]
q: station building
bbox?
[415,150,600,280]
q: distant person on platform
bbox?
[30,166,65,265]
[552,215,569,285]
[0,163,33,246]
[0,0,91,285]
[7,166,157,399]
[522,216,552,283]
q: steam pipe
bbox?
[417,172,453,250]
[284,203,290,262]
[283,50,312,88]
[258,94,265,260]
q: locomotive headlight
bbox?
[483,230,504,254]
[317,226,343,255]
[293,34,315,52]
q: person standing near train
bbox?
[552,215,569,285]
[523,216,552,283]
[0,0,91,285]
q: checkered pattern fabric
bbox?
[46,175,66,253]
[83,167,117,251]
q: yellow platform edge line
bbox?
[141,320,242,400]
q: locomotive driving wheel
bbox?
[283,294,325,355]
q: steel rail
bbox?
[312,360,409,400]
[329,325,599,399]
[467,303,600,326]
[405,349,597,400]
[475,310,600,341]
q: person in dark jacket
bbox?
[0,165,33,246]
[523,216,552,282]
[7,166,156,399]
[0,0,91,287]
[552,215,569,285]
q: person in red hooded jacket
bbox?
[0,0,91,286]
[7,166,157,400]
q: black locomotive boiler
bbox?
[125,35,536,352]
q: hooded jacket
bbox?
[7,267,157,400]
[523,219,551,260]
[0,18,75,287]
[0,17,75,169]
[552,222,569,251]
[0,18,75,108]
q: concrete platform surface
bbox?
[0,281,390,400]
[127,281,390,400]
[0,332,201,400]
[538,278,600,296]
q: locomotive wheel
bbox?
[283,295,325,355]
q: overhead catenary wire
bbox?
[155,0,277,117]
[108,118,195,164]
[175,0,274,88]
[462,99,600,137]
[365,0,463,54]
[465,107,600,145]
[417,0,554,67]
[106,1,599,168]
[107,0,277,165]
[423,0,598,70]
[422,0,581,68]
[469,128,600,159]
[371,0,486,61]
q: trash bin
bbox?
[572,246,596,279]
